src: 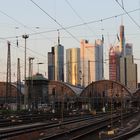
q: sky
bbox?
[0,0,140,82]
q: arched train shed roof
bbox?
[0,82,22,97]
[48,80,83,97]
[80,80,132,98]
[133,88,140,97]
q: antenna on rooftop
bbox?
[57,29,60,45]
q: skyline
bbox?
[0,0,140,82]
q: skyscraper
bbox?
[80,39,104,87]
[48,47,55,80]
[109,46,117,81]
[120,55,137,91]
[109,24,137,90]
[95,39,104,81]
[109,24,125,81]
[48,32,64,82]
[66,48,80,86]
[125,43,133,55]
[119,24,125,56]
[54,43,64,82]
[80,40,95,87]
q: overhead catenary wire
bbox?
[4,41,47,78]
[115,0,140,29]
[0,2,140,66]
[0,9,27,28]
[0,9,53,42]
[1,40,47,70]
[30,0,80,43]
[0,8,140,40]
[0,9,140,73]
[0,1,139,83]
[0,9,44,34]
[10,41,47,59]
[65,0,98,38]
[61,8,140,30]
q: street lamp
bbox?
[22,34,29,109]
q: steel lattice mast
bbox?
[17,58,21,110]
[5,41,11,106]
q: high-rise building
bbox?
[120,55,137,91]
[109,24,137,90]
[109,46,120,81]
[119,24,125,56]
[48,47,55,80]
[109,46,117,81]
[109,24,125,81]
[54,44,64,82]
[125,43,133,55]
[66,48,80,86]
[95,39,104,81]
[80,39,104,87]
[80,40,95,87]
[48,33,64,82]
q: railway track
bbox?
[0,112,124,140]
[39,112,135,140]
[0,112,88,127]
[0,112,106,127]
[0,111,136,140]
[111,125,140,140]
[0,113,101,139]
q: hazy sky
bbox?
[0,0,140,82]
